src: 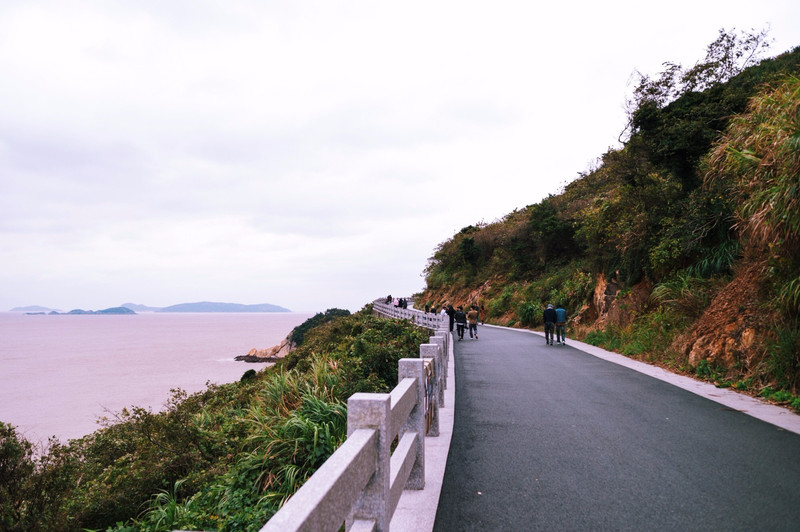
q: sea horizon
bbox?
[0,311,312,444]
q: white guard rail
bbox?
[261,299,450,532]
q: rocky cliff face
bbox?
[572,268,766,372]
[670,263,764,369]
[575,274,652,331]
[235,336,295,363]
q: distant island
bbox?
[11,301,291,313]
[154,302,291,313]
[22,307,137,315]
[120,302,162,312]
[10,305,61,313]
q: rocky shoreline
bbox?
[235,337,294,363]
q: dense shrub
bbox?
[0,422,35,530]
[0,423,75,530]
[288,308,351,347]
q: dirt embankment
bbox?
[418,263,770,378]
[670,262,765,371]
[420,279,493,312]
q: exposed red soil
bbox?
[670,261,766,372]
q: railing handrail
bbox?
[261,298,450,532]
[261,428,378,531]
[372,300,446,330]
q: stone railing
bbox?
[372,299,446,331]
[372,301,448,409]
[261,301,450,532]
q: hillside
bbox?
[418,33,800,406]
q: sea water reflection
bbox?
[0,312,312,443]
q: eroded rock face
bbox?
[682,319,757,368]
[587,273,652,330]
[671,263,764,369]
[571,303,598,328]
[594,274,619,320]
[235,337,295,362]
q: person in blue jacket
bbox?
[555,304,567,345]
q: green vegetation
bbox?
[707,74,800,314]
[420,30,800,405]
[0,309,430,531]
[288,308,351,347]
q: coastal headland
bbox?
[235,336,294,363]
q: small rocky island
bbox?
[25,307,137,315]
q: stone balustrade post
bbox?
[347,393,391,530]
[430,335,447,385]
[420,343,444,410]
[419,343,440,436]
[398,358,426,489]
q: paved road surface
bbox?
[433,326,800,531]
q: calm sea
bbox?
[0,312,312,444]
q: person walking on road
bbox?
[555,303,567,345]
[467,305,479,339]
[454,306,467,341]
[446,305,456,332]
[543,304,557,345]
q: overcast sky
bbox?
[2,1,799,313]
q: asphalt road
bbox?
[433,325,800,531]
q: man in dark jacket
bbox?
[446,305,456,332]
[454,306,467,340]
[543,304,557,345]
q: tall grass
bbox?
[651,270,715,319]
[688,239,739,278]
[707,75,800,315]
[764,321,800,392]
